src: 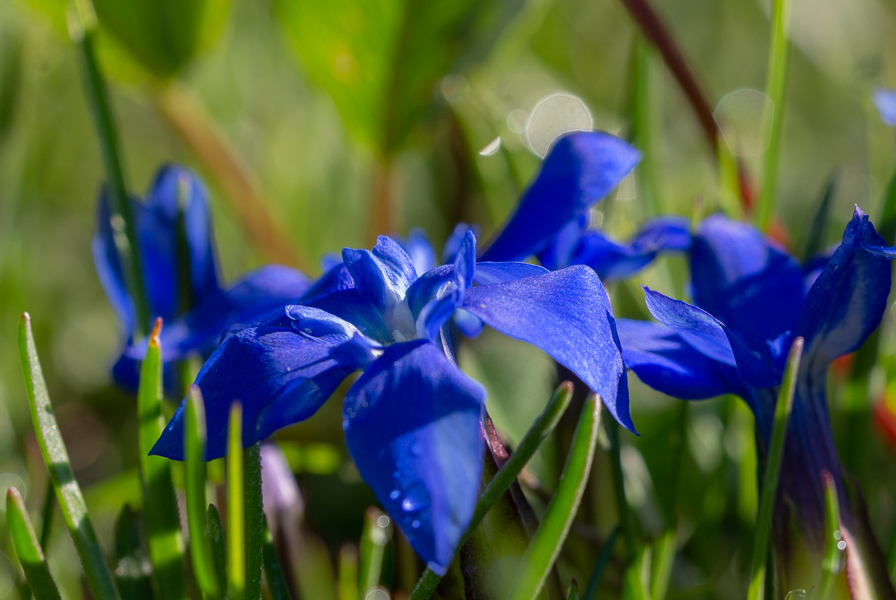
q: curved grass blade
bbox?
[243,443,264,600]
[185,389,221,598]
[566,579,580,600]
[649,532,676,600]
[622,546,652,600]
[6,487,61,600]
[746,337,803,600]
[227,402,246,600]
[112,505,153,600]
[818,471,844,600]
[359,507,392,595]
[408,381,575,600]
[18,313,121,600]
[38,484,53,551]
[338,544,359,600]
[206,504,228,594]
[137,318,185,599]
[504,394,603,600]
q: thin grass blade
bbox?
[359,507,391,595]
[137,318,186,599]
[649,531,676,600]
[408,381,575,599]
[504,394,603,600]
[18,313,121,600]
[262,521,293,600]
[112,505,153,600]
[338,544,359,600]
[6,487,61,600]
[582,526,621,600]
[185,388,221,598]
[818,471,845,600]
[622,545,652,600]
[206,504,228,594]
[244,444,264,600]
[747,336,803,600]
[227,402,246,600]
[566,579,580,600]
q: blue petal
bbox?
[308,289,391,344]
[441,223,480,264]
[406,265,458,320]
[151,326,362,460]
[92,192,138,333]
[342,340,486,575]
[147,265,310,361]
[300,263,356,304]
[461,265,635,433]
[538,213,589,270]
[454,231,476,295]
[480,131,640,262]
[690,214,804,353]
[872,88,896,126]
[643,287,780,388]
[396,228,438,276]
[616,319,748,400]
[453,309,484,338]
[795,206,893,369]
[472,262,548,285]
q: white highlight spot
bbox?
[479,137,502,156]
[527,93,593,157]
[714,89,774,157]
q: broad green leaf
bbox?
[185,389,222,599]
[18,313,122,600]
[6,487,62,600]
[90,0,231,80]
[112,505,154,600]
[504,394,603,600]
[137,319,186,600]
[275,0,525,156]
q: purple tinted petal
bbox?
[795,206,893,369]
[461,265,634,433]
[472,262,548,285]
[690,214,804,352]
[872,88,896,126]
[643,287,780,388]
[343,341,486,575]
[151,327,359,460]
[480,131,640,262]
[616,319,747,400]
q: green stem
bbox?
[818,471,844,600]
[608,415,637,562]
[754,0,792,230]
[227,403,246,600]
[746,337,803,600]
[244,444,265,600]
[68,1,149,337]
[582,526,620,600]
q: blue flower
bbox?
[873,88,896,126]
[94,165,310,389]
[151,231,632,573]
[616,208,896,568]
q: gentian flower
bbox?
[873,88,896,126]
[94,165,310,389]
[616,208,896,592]
[150,232,632,573]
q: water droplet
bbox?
[411,520,421,529]
[833,530,842,540]
[837,540,847,551]
[304,327,313,334]
[400,483,427,514]
[785,589,808,600]
[377,515,390,528]
[390,490,400,501]
[479,137,501,156]
[527,93,593,157]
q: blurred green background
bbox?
[2,0,896,596]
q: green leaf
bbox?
[185,389,222,599]
[504,394,604,600]
[358,507,392,595]
[262,522,294,600]
[566,579,581,600]
[582,526,620,600]
[112,505,154,600]
[649,532,676,600]
[227,403,246,600]
[6,487,62,600]
[747,337,803,600]
[137,319,186,600]
[275,0,525,156]
[206,504,228,595]
[817,472,844,600]
[621,546,652,600]
[337,545,359,600]
[408,381,575,600]
[90,0,231,80]
[17,313,122,600]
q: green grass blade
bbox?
[649,531,676,600]
[206,504,228,594]
[408,381,575,600]
[18,313,121,600]
[747,336,803,600]
[582,526,620,600]
[244,444,265,600]
[137,319,186,600]
[38,484,53,551]
[338,544,359,600]
[66,1,148,337]
[622,546,652,600]
[504,394,603,600]
[754,0,792,230]
[227,402,246,600]
[566,579,580,600]
[6,487,62,600]
[608,415,637,561]
[358,507,392,595]
[818,471,844,600]
[263,521,294,600]
[185,389,221,598]
[112,505,154,600]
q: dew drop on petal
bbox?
[411,520,421,529]
[390,490,400,501]
[400,482,427,514]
